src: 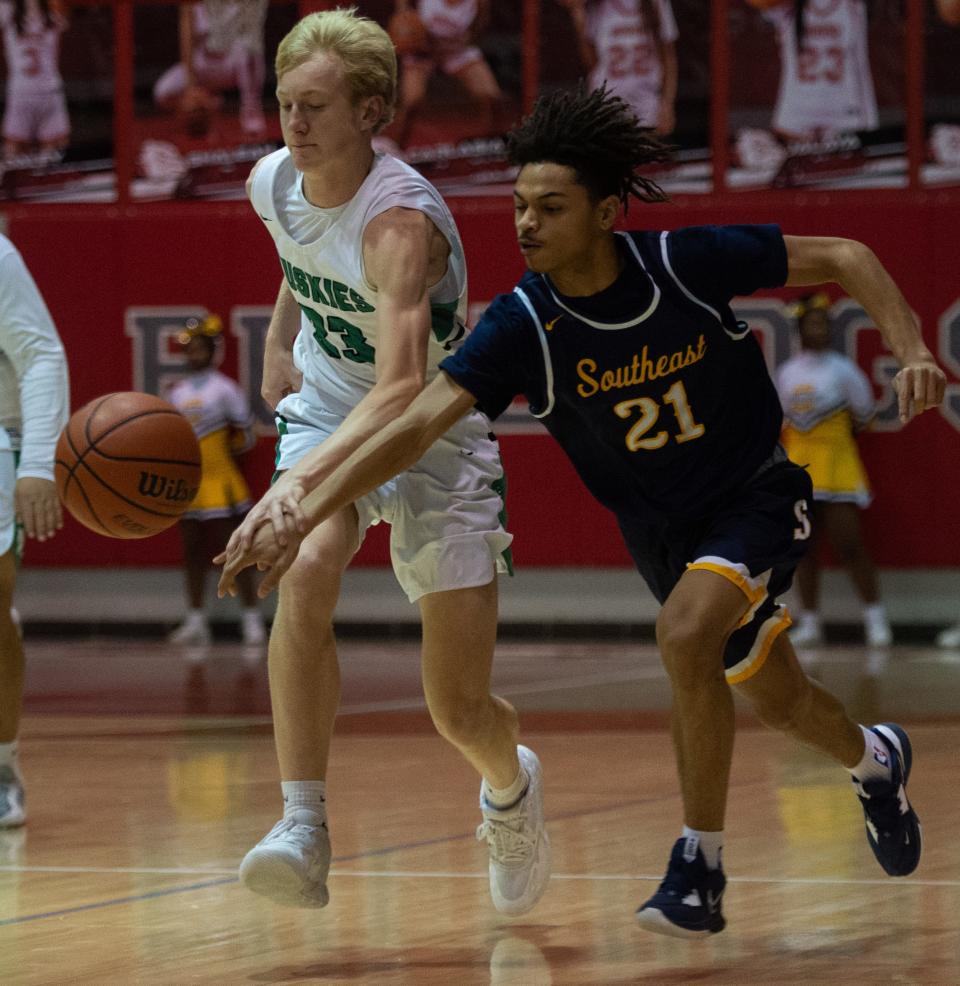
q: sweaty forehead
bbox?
[277,51,345,97]
[514,162,583,201]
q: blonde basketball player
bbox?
[231,8,549,914]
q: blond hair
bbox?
[276,7,397,133]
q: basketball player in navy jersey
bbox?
[218,85,945,937]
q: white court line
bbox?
[338,667,664,716]
[2,865,958,888]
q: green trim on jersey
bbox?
[430,301,466,351]
[272,413,289,485]
[11,450,23,565]
[491,471,514,576]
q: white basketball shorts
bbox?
[0,450,17,557]
[274,389,513,603]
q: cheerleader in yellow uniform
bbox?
[166,315,265,646]
[777,293,891,647]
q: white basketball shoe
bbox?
[239,808,331,907]
[476,746,551,915]
[0,763,26,828]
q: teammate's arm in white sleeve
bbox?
[0,247,69,540]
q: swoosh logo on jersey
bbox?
[545,315,561,331]
[258,214,272,222]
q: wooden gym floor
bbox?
[3,636,960,985]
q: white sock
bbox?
[0,741,17,768]
[282,780,327,821]
[797,609,821,628]
[681,825,724,870]
[848,725,894,789]
[183,608,206,626]
[483,767,529,810]
[863,603,888,625]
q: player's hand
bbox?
[14,477,62,542]
[228,474,308,558]
[215,522,302,599]
[262,345,302,410]
[893,360,946,423]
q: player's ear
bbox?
[359,95,387,133]
[597,195,620,232]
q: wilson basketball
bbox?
[55,392,201,539]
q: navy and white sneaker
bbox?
[0,764,26,828]
[855,723,922,876]
[636,838,726,938]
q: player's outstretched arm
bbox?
[783,235,946,422]
[261,279,303,410]
[216,371,475,598]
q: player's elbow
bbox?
[826,238,877,285]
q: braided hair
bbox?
[505,83,673,209]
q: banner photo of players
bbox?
[925,0,960,187]
[0,1,115,203]
[359,0,711,196]
[728,0,908,192]
[131,0,297,201]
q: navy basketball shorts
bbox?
[617,458,814,685]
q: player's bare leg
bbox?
[656,570,744,830]
[636,569,744,937]
[0,549,26,827]
[420,579,516,786]
[736,631,920,876]
[735,631,862,761]
[238,506,359,907]
[420,579,550,915]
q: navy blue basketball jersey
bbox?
[440,224,788,520]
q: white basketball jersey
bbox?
[250,149,468,413]
[585,0,678,127]
[417,0,478,39]
[776,349,875,432]
[0,2,64,97]
[766,0,877,136]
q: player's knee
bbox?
[655,610,725,686]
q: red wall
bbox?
[10,188,960,568]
